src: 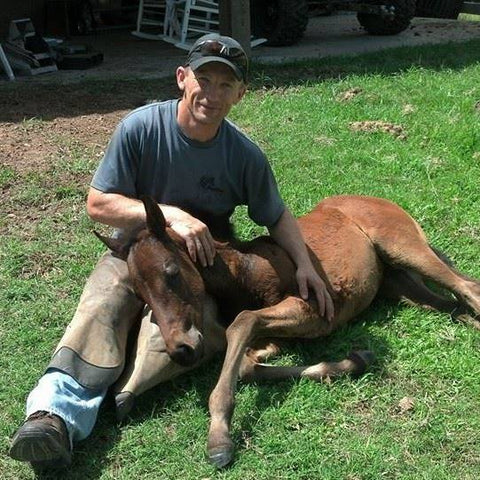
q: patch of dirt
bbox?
[338,87,363,102]
[1,113,123,173]
[394,396,416,415]
[349,120,407,140]
[0,81,179,173]
[0,80,179,238]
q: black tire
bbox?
[250,0,309,46]
[357,0,416,35]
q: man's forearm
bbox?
[86,188,147,229]
[86,187,187,230]
[268,208,311,267]
[269,207,334,320]
[86,187,216,266]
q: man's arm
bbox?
[87,187,216,267]
[268,208,334,321]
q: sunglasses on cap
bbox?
[187,38,249,82]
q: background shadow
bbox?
[1,38,480,123]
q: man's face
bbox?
[176,62,246,126]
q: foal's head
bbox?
[96,197,206,367]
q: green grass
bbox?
[459,13,480,21]
[1,39,480,479]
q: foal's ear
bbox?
[141,196,167,239]
[93,231,129,260]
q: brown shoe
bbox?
[9,411,72,467]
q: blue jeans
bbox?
[26,369,107,444]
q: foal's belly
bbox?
[299,204,383,325]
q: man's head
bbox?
[176,34,249,141]
[185,33,249,84]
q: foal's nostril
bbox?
[170,344,197,367]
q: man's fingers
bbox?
[315,282,334,322]
[325,288,335,322]
[195,234,216,267]
[169,214,216,266]
[186,238,197,263]
[299,272,335,322]
[325,293,335,322]
[195,238,208,267]
[298,276,308,300]
[172,220,216,267]
[201,233,216,266]
[315,290,326,317]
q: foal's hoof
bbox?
[115,391,135,422]
[208,444,234,469]
[348,350,376,376]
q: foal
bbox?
[97,195,480,468]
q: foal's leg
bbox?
[208,296,336,468]
[245,339,282,362]
[114,296,226,421]
[380,267,459,311]
[239,350,374,383]
[380,267,480,330]
[370,227,480,316]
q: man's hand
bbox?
[267,208,335,322]
[296,265,334,322]
[168,210,216,267]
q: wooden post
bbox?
[218,0,251,56]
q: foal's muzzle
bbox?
[170,343,203,367]
[168,328,204,367]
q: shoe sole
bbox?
[9,427,71,465]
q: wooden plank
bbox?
[218,0,251,56]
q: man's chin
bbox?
[194,112,221,125]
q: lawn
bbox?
[1,38,480,479]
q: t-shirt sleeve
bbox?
[244,152,285,228]
[90,121,140,197]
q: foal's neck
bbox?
[197,236,296,323]
[169,228,296,315]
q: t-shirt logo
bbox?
[200,176,224,193]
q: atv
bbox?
[250,0,465,46]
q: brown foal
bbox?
[97,195,480,468]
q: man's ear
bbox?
[176,66,187,91]
[235,84,247,104]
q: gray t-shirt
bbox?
[91,99,285,229]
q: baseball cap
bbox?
[186,33,249,83]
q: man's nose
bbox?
[205,83,221,101]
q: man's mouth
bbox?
[198,103,219,112]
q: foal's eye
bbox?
[164,262,180,278]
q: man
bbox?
[9,33,333,468]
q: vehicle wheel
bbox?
[250,0,309,46]
[357,0,416,35]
